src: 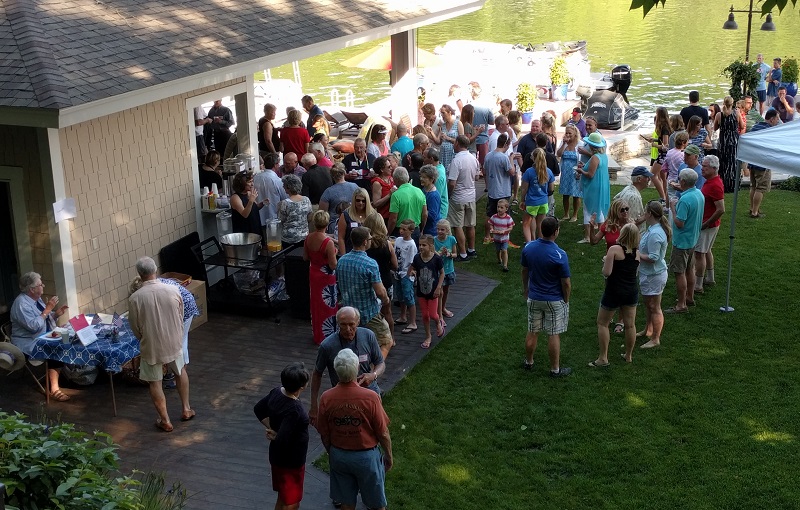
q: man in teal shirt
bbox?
[390,123,414,160]
[666,168,704,314]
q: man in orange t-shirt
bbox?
[316,349,393,510]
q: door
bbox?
[0,181,18,324]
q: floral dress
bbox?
[558,148,582,198]
[279,196,312,244]
[718,111,740,193]
[306,236,337,344]
[439,121,459,169]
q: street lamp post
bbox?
[722,0,776,63]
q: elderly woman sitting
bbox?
[9,272,70,401]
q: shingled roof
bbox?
[0,0,480,111]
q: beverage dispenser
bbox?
[265,219,282,253]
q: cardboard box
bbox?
[186,279,208,331]
[161,272,192,286]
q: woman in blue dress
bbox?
[576,132,610,244]
[557,124,582,222]
[427,104,463,169]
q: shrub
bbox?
[515,83,536,113]
[777,176,800,192]
[782,57,798,84]
[0,412,186,510]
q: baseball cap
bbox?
[684,144,701,155]
[631,166,653,178]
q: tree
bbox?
[630,0,797,17]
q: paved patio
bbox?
[0,269,497,509]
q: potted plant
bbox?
[721,59,759,102]
[516,83,536,123]
[782,57,798,97]
[549,56,570,100]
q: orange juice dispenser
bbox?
[265,219,282,253]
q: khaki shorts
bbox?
[669,247,695,273]
[527,299,569,335]
[750,169,771,193]
[366,313,393,348]
[448,201,477,228]
[694,227,719,254]
[139,356,185,382]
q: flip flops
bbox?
[401,326,417,334]
[588,360,610,368]
[420,340,431,349]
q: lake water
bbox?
[267,0,800,116]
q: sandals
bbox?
[588,360,610,368]
[613,322,625,334]
[401,326,418,334]
[420,340,431,349]
[155,419,174,432]
[50,389,70,402]
[395,319,408,326]
[443,310,454,318]
[437,319,446,338]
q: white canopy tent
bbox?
[737,120,800,176]
[720,118,799,312]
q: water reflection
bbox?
[267,0,799,115]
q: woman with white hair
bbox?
[10,272,71,400]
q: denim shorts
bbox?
[329,446,386,509]
[400,276,416,305]
[443,272,456,286]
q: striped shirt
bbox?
[489,213,515,243]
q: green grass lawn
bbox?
[383,186,800,509]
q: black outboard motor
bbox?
[610,65,632,103]
[585,90,639,130]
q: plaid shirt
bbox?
[336,250,382,324]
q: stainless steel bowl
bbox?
[219,233,262,265]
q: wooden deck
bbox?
[0,269,497,509]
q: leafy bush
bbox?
[782,57,798,84]
[777,176,800,192]
[515,83,536,113]
[722,60,759,101]
[0,412,186,510]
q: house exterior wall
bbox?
[0,126,55,290]
[59,79,244,313]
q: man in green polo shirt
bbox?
[387,167,427,241]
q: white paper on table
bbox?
[53,198,77,223]
[76,326,97,346]
[96,313,113,325]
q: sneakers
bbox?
[522,360,534,371]
[455,255,470,262]
[549,367,572,378]
[576,238,590,244]
[466,250,478,259]
[502,266,509,273]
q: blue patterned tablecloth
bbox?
[29,319,140,374]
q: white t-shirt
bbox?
[394,237,418,277]
[447,150,480,205]
[194,106,206,136]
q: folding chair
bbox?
[1,322,48,396]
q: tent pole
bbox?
[721,160,742,313]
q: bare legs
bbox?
[525,331,561,371]
[522,213,534,243]
[150,366,192,430]
[694,251,713,291]
[639,294,664,348]
[593,305,637,364]
[561,196,581,221]
[650,163,667,201]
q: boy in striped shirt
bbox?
[489,199,515,272]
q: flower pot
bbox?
[551,84,568,101]
[521,112,534,124]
